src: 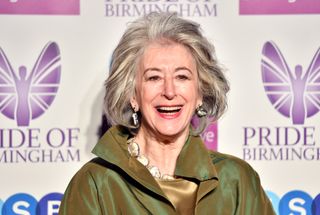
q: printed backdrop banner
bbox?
[0,0,80,15]
[0,1,319,214]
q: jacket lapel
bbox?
[92,126,170,201]
[175,134,219,203]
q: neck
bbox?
[134,126,189,176]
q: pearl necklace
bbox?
[127,138,175,180]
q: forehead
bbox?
[138,41,196,71]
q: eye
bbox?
[176,74,190,80]
[146,75,161,81]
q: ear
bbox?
[130,97,139,112]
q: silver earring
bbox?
[196,105,207,117]
[132,107,139,126]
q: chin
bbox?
[155,125,188,138]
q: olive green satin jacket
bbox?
[59,126,275,215]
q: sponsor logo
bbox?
[0,42,61,127]
[242,42,320,161]
[261,41,320,125]
[0,0,80,15]
[239,0,320,15]
[202,121,218,151]
[0,127,81,163]
[313,194,320,215]
[3,190,319,215]
[267,190,320,215]
[0,43,81,164]
[192,117,218,151]
[1,193,62,215]
[104,0,218,17]
[0,199,3,213]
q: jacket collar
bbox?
[92,126,164,197]
[175,133,218,181]
[92,126,219,201]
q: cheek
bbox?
[180,84,199,101]
[141,84,162,100]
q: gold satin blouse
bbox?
[157,178,198,215]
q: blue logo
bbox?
[38,193,62,215]
[312,193,320,215]
[267,190,319,215]
[0,199,3,213]
[2,193,37,215]
[279,190,313,215]
[1,192,63,215]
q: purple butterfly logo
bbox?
[261,41,320,125]
[0,42,61,126]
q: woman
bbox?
[59,12,275,214]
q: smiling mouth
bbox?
[156,106,182,115]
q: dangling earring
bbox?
[132,107,139,126]
[196,105,207,117]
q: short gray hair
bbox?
[104,12,229,134]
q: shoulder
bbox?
[68,157,121,186]
[60,158,120,214]
[207,152,275,214]
[208,151,267,196]
[209,150,255,170]
[208,150,260,183]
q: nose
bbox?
[162,76,176,100]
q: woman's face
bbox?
[132,42,202,139]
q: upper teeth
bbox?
[157,106,181,111]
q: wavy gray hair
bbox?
[104,12,229,134]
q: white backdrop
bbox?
[0,0,319,214]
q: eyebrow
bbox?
[143,66,193,75]
[175,67,193,74]
[143,67,161,75]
